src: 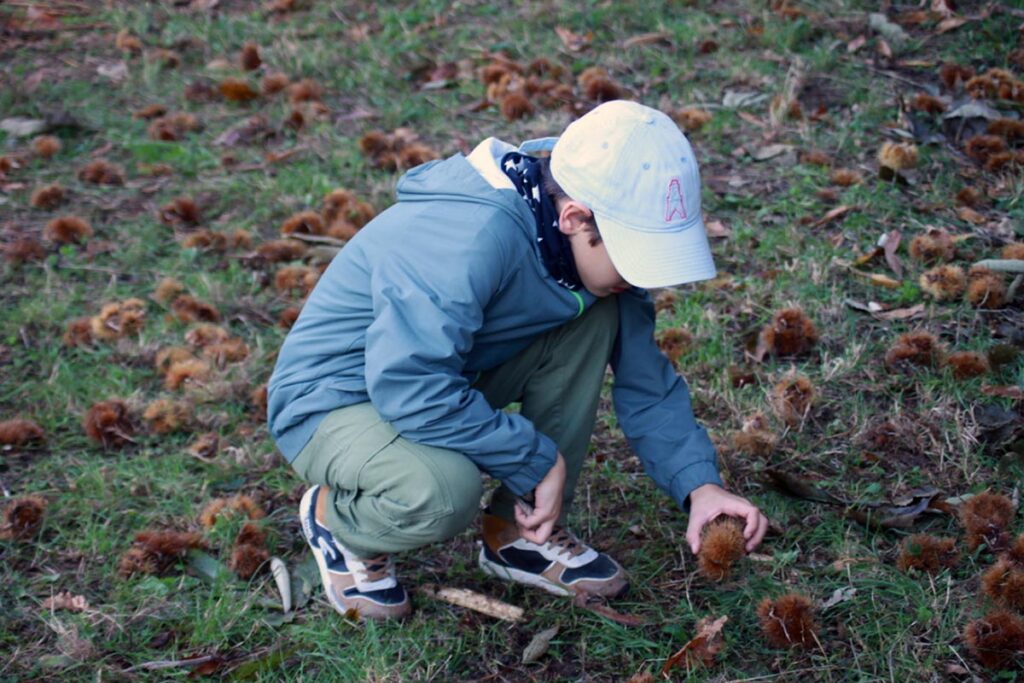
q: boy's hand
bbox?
[515,452,566,545]
[686,483,768,554]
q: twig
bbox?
[285,233,348,247]
[2,22,110,38]
[993,3,1024,18]
[972,259,1024,273]
[419,584,524,622]
[1008,273,1023,303]
[124,654,220,672]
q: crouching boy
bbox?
[268,100,768,619]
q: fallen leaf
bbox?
[876,38,893,60]
[97,61,128,82]
[931,0,956,17]
[957,206,986,224]
[554,26,593,52]
[705,219,731,238]
[981,385,1024,400]
[846,35,867,52]
[936,16,969,33]
[766,469,844,504]
[844,299,875,314]
[26,6,62,29]
[873,303,925,321]
[880,230,903,277]
[662,615,728,674]
[289,554,319,610]
[264,149,303,165]
[270,558,291,613]
[722,90,768,108]
[1,117,46,137]
[521,626,559,664]
[819,587,856,610]
[868,13,909,51]
[736,111,766,127]
[849,268,901,289]
[187,549,233,584]
[813,204,854,228]
[844,494,936,529]
[227,646,296,679]
[853,247,882,267]
[41,592,89,612]
[750,143,794,161]
[622,31,672,49]
[205,58,233,71]
[572,591,646,626]
[190,656,225,677]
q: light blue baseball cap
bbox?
[549,100,717,289]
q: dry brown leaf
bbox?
[881,230,903,277]
[981,385,1024,400]
[873,303,926,321]
[662,615,728,674]
[737,111,766,127]
[41,592,89,612]
[958,206,986,225]
[521,626,559,664]
[572,591,646,626]
[850,269,901,289]
[846,35,867,53]
[936,17,969,33]
[931,0,956,17]
[854,247,883,267]
[705,219,731,238]
[813,204,854,228]
[751,143,794,161]
[555,26,593,52]
[622,31,672,49]
[877,38,893,60]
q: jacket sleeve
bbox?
[363,227,557,497]
[610,289,723,510]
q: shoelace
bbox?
[545,528,587,560]
[356,554,393,583]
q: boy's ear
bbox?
[557,200,594,236]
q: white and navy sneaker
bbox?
[479,511,628,597]
[298,485,411,620]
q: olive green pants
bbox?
[291,296,618,557]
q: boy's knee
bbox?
[376,448,482,545]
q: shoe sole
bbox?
[478,547,572,597]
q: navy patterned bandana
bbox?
[500,151,582,291]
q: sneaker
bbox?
[478,511,628,598]
[298,485,411,620]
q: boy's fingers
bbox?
[745,513,769,552]
[686,519,703,555]
[534,519,556,544]
[742,507,758,538]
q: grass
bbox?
[1,0,1023,680]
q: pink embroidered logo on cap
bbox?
[664,177,687,222]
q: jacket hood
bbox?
[395,146,537,242]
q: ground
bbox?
[1,0,1023,681]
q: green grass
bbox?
[1,0,1023,680]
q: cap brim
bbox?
[595,212,717,289]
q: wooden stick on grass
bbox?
[419,584,524,623]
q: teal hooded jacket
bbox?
[267,143,723,508]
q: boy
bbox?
[268,100,768,619]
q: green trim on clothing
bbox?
[570,290,585,318]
